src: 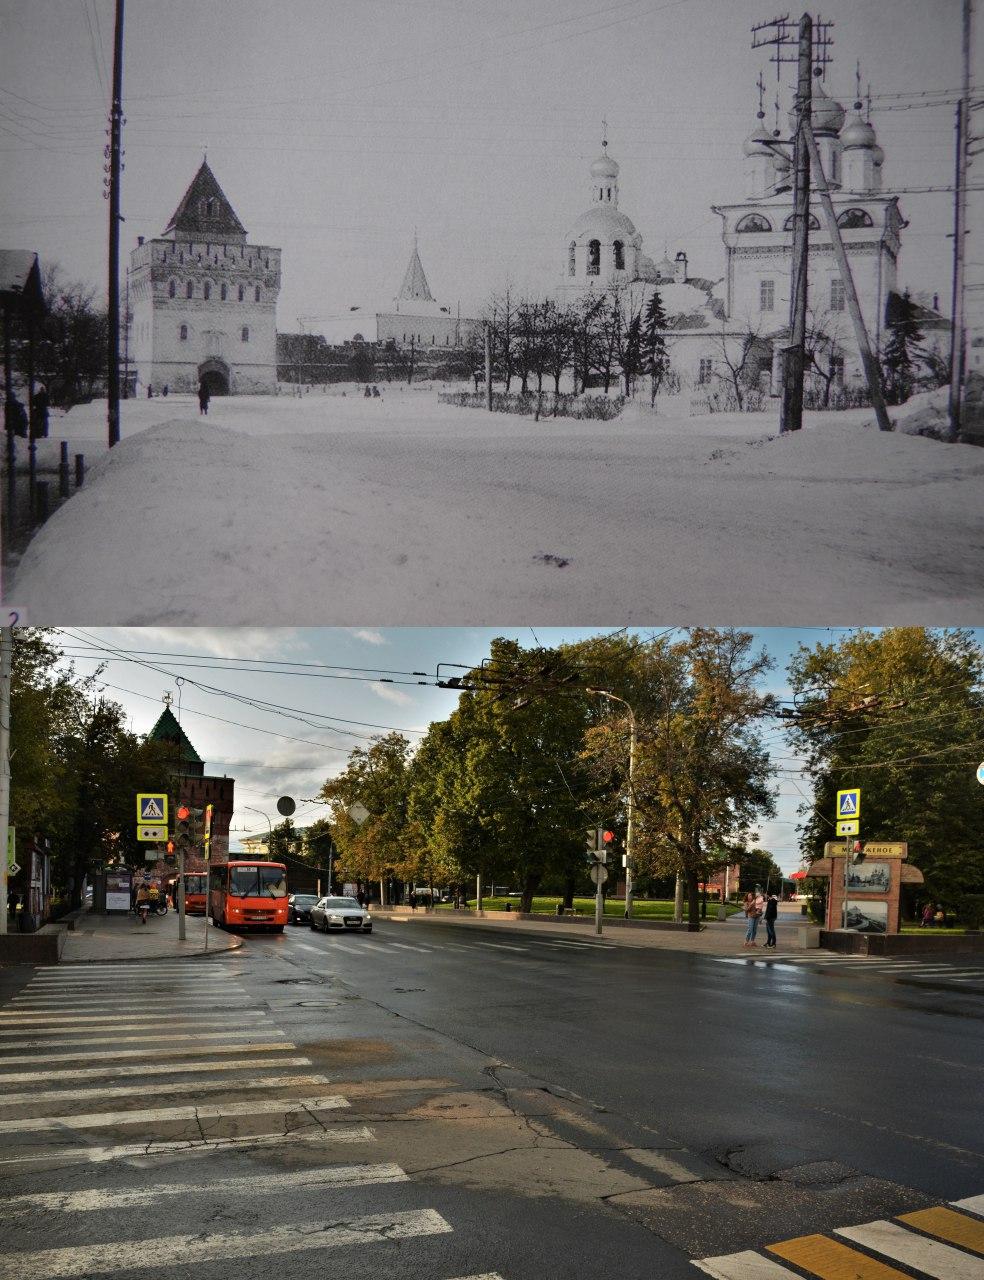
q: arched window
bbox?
[613,240,625,270]
[186,281,194,299]
[254,285,261,302]
[168,279,176,298]
[735,213,773,233]
[568,241,576,276]
[782,212,820,231]
[837,207,873,229]
[606,187,612,201]
[220,283,227,301]
[203,282,211,300]
[179,324,188,341]
[241,325,249,342]
[587,239,601,276]
[238,285,244,302]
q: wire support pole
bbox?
[106,0,124,449]
[780,13,813,434]
[801,123,892,432]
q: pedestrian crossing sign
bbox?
[137,793,168,825]
[836,788,860,820]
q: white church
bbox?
[558,77,942,398]
[128,161,281,395]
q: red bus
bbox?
[209,860,289,932]
[176,873,208,915]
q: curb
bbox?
[58,935,244,966]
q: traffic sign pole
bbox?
[0,628,13,936]
[595,869,604,936]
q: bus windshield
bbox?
[184,875,207,895]
[228,865,287,899]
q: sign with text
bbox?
[824,841,908,859]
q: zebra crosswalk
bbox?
[0,962,507,1280]
[693,1194,984,1279]
[713,953,984,990]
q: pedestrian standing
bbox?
[764,893,778,948]
[31,384,49,437]
[743,886,764,947]
[198,380,211,415]
[920,902,934,928]
[409,889,417,911]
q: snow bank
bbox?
[12,393,984,625]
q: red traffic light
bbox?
[166,840,175,854]
[602,830,615,843]
[176,805,191,821]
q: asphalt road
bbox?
[1,918,982,1279]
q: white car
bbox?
[309,895,372,933]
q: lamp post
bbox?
[243,806,273,858]
[586,689,636,919]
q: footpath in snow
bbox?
[10,386,984,625]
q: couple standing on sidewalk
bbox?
[743,886,779,948]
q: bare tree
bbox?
[705,316,763,411]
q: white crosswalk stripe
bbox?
[6,1161,410,1213]
[0,1012,270,1027]
[0,1041,295,1066]
[0,1028,287,1049]
[952,1193,984,1214]
[0,1053,310,1083]
[0,1070,332,1109]
[836,1219,984,1280]
[0,1125,378,1168]
[0,1209,453,1278]
[713,955,984,986]
[693,1252,800,1278]
[0,1092,350,1134]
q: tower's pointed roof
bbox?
[397,238,434,303]
[147,706,203,766]
[162,159,247,240]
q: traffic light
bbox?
[586,827,616,863]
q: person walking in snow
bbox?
[198,380,210,415]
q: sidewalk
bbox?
[375,903,820,956]
[53,908,242,964]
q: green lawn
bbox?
[434,896,742,919]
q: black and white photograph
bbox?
[845,898,890,932]
[846,860,891,892]
[1,0,981,623]
[2,3,984,1280]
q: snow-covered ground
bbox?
[10,386,984,625]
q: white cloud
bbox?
[370,682,413,706]
[89,628,304,661]
[350,629,387,646]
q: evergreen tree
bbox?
[642,288,670,407]
[881,289,925,404]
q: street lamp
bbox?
[586,689,637,919]
[243,806,273,858]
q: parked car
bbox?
[309,895,373,933]
[287,893,320,925]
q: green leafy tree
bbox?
[737,847,783,893]
[577,629,777,927]
[318,732,414,895]
[786,627,984,906]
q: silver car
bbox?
[309,895,373,933]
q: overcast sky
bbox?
[50,625,984,875]
[2,0,970,341]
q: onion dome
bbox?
[568,204,640,244]
[590,147,620,180]
[841,110,877,149]
[788,79,846,136]
[742,124,774,157]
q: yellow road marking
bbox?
[897,1206,984,1255]
[766,1233,912,1279]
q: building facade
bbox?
[129,160,281,395]
[376,238,479,350]
[559,79,946,399]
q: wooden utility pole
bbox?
[802,124,892,431]
[782,14,813,434]
[947,0,973,442]
[106,0,124,448]
[484,322,493,410]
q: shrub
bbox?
[439,390,625,421]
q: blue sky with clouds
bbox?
[52,626,984,873]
